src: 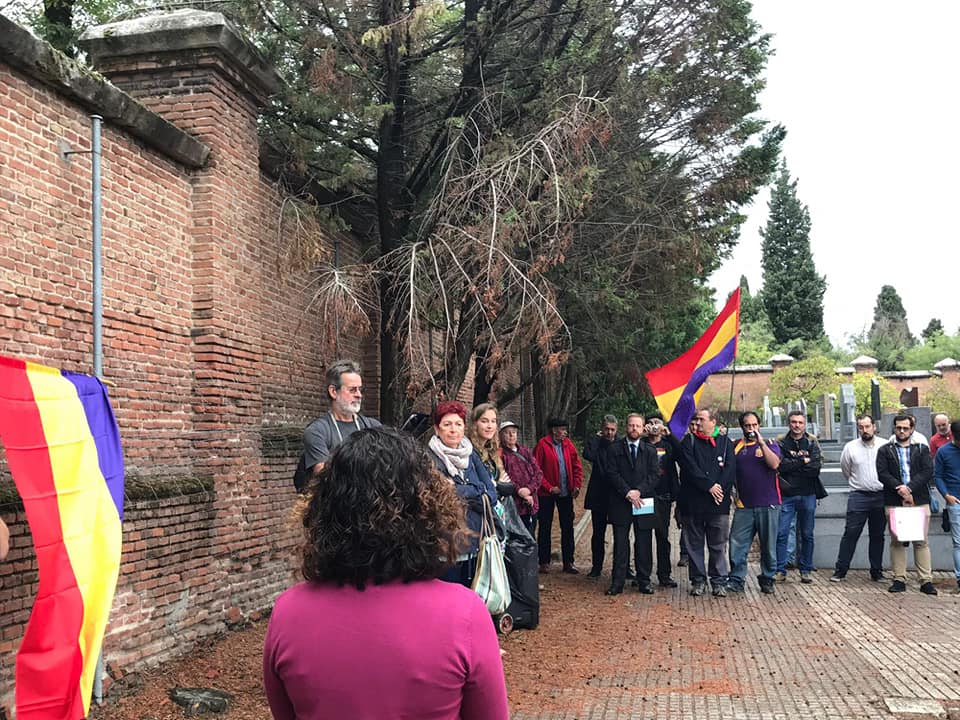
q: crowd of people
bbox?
[264,358,960,718]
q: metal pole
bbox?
[91,115,103,379]
[90,114,106,709]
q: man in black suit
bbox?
[583,414,619,577]
[604,413,660,595]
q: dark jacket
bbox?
[876,441,933,507]
[677,433,735,515]
[500,445,543,517]
[583,434,616,511]
[777,433,822,497]
[430,450,497,555]
[605,438,660,527]
[646,437,679,500]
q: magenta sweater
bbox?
[263,579,510,720]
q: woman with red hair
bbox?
[428,400,498,586]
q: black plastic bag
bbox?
[498,496,540,629]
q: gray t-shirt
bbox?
[303,413,382,470]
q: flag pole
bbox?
[727,355,737,414]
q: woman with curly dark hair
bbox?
[263,427,509,720]
[427,400,498,586]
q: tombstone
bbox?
[881,406,932,440]
[818,394,834,440]
[838,383,856,443]
[900,387,919,407]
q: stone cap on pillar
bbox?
[850,355,879,373]
[934,357,959,373]
[769,353,794,370]
[79,9,282,104]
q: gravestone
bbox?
[838,384,856,443]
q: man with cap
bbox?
[534,417,584,573]
[499,420,543,535]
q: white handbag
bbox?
[471,494,512,615]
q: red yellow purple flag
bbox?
[644,289,740,437]
[0,355,124,720]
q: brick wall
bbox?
[0,12,377,708]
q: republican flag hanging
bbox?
[644,288,740,437]
[0,355,124,720]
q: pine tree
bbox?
[760,163,826,346]
[866,285,915,370]
[922,318,944,343]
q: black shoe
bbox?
[637,584,654,594]
[920,582,938,596]
[677,557,688,567]
[690,582,706,596]
[760,583,774,595]
[625,568,637,580]
[888,580,906,593]
[562,564,580,575]
[587,568,602,578]
[605,586,624,596]
[726,584,745,594]
[829,572,844,583]
[712,585,728,598]
[870,571,885,581]
[658,578,678,588]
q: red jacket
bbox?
[533,436,583,496]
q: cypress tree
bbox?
[760,163,826,345]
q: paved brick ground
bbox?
[508,511,960,720]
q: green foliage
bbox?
[769,356,839,408]
[863,285,916,370]
[925,378,960,418]
[847,373,900,416]
[922,318,945,343]
[760,162,826,346]
[902,332,960,369]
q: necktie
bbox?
[630,443,637,463]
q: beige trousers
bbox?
[885,504,932,582]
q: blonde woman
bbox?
[469,403,510,486]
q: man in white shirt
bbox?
[831,415,887,582]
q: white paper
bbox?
[631,497,655,515]
[890,505,927,542]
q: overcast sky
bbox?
[710,0,960,347]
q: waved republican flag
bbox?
[644,288,740,437]
[0,355,124,720]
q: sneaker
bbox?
[726,584,745,594]
[690,582,706,596]
[800,573,813,584]
[677,557,688,567]
[888,580,906,593]
[870,572,885,582]
[760,583,775,595]
[712,585,728,598]
[562,564,580,575]
[829,572,844,583]
[775,571,787,582]
[920,582,938,596]
[658,578,678,588]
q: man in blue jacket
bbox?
[935,418,960,594]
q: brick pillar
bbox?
[80,11,283,612]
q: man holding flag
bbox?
[644,289,741,596]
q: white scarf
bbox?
[429,434,473,479]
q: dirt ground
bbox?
[91,568,612,719]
